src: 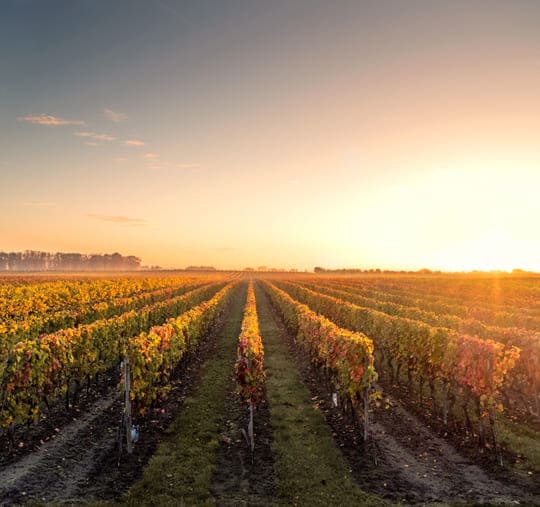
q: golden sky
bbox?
[1,1,539,271]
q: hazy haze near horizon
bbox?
[1,1,539,271]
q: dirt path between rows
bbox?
[209,383,276,505]
[0,298,236,506]
[266,288,538,505]
[0,391,119,504]
[366,399,536,505]
[2,283,537,506]
[255,283,382,506]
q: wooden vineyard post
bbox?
[124,356,133,454]
[248,402,255,455]
[442,385,448,426]
[534,356,540,417]
[240,402,255,463]
[363,387,369,442]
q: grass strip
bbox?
[123,283,246,506]
[254,282,384,506]
[498,417,540,474]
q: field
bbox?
[0,271,539,505]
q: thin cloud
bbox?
[144,153,169,171]
[104,108,128,122]
[75,131,115,141]
[147,164,167,171]
[140,151,198,172]
[154,0,193,26]
[18,114,85,126]
[20,201,56,207]
[146,159,176,171]
[87,214,146,226]
[147,162,166,171]
[125,139,145,146]
[84,141,99,146]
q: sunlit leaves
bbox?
[0,281,227,428]
[126,282,237,414]
[235,282,265,408]
[264,281,377,410]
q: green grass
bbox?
[497,415,540,473]
[254,282,385,506]
[123,281,385,506]
[123,284,246,506]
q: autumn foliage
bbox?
[263,281,377,411]
[235,281,265,408]
[126,282,237,413]
[276,280,520,420]
[0,281,227,427]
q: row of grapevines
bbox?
[126,282,238,414]
[419,275,540,307]
[262,281,377,427]
[0,278,210,351]
[235,281,265,409]
[309,280,540,415]
[0,276,204,321]
[276,281,519,427]
[311,280,501,335]
[0,282,226,428]
[326,278,540,327]
[317,280,535,339]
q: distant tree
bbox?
[0,252,8,271]
[0,251,141,272]
[125,256,142,270]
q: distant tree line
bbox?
[243,267,300,272]
[312,267,537,275]
[0,250,141,272]
[313,267,441,274]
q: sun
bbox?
[437,231,518,272]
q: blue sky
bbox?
[1,1,540,270]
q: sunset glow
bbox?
[1,4,540,501]
[1,1,539,271]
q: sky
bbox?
[1,0,540,271]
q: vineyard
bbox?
[0,271,538,505]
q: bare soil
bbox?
[271,301,539,506]
[2,292,538,506]
[209,384,276,506]
[0,305,232,506]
